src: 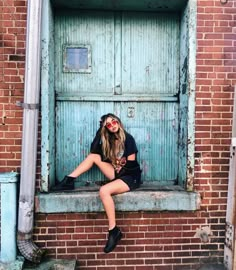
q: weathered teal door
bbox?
[54,10,181,186]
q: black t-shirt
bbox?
[90,130,141,177]
[90,131,138,161]
[123,133,138,158]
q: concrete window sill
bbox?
[35,184,201,213]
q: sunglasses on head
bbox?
[105,119,118,129]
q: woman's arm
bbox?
[90,127,102,154]
[127,153,136,161]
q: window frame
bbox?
[40,0,196,195]
[63,44,92,73]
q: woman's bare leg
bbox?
[99,179,130,229]
[68,153,115,180]
[52,154,115,191]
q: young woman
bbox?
[52,113,142,253]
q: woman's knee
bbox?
[88,153,100,159]
[99,185,110,200]
[87,153,101,164]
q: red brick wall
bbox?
[0,0,27,172]
[34,212,224,270]
[1,0,236,269]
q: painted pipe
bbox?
[17,0,44,263]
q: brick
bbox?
[145,258,163,264]
[163,258,181,264]
[173,265,193,270]
[116,267,135,270]
[145,245,163,252]
[16,7,27,13]
[9,55,25,61]
[14,1,26,6]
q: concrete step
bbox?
[197,264,226,270]
[23,259,76,270]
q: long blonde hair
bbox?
[100,114,126,165]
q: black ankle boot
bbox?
[104,226,122,253]
[51,175,75,191]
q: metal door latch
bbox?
[127,107,135,118]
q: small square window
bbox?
[63,45,91,73]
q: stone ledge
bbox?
[23,259,76,270]
[35,187,201,213]
[0,256,24,270]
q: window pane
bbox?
[63,45,91,73]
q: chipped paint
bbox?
[41,0,55,192]
[225,222,234,250]
[187,0,197,191]
[18,198,34,233]
[224,87,236,269]
[177,0,197,190]
[194,226,213,243]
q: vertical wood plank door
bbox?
[54,10,181,186]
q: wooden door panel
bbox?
[121,12,179,96]
[55,10,181,184]
[54,10,115,95]
[56,101,114,184]
[119,102,179,183]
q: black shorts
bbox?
[116,171,142,191]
